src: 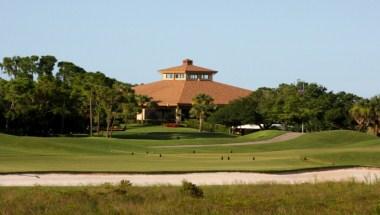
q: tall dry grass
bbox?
[1,181,380,214]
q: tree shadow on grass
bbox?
[111,132,234,140]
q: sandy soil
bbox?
[152,132,304,148]
[1,168,380,186]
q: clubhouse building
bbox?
[133,59,252,123]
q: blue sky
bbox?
[1,0,379,97]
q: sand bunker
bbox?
[1,168,380,186]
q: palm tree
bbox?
[350,96,380,136]
[350,101,370,132]
[190,93,216,132]
[119,87,136,130]
[369,96,380,135]
[135,95,155,124]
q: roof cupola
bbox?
[159,59,217,81]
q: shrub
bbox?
[114,180,132,195]
[183,119,229,133]
[181,180,204,198]
[164,123,180,128]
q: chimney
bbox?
[182,59,193,65]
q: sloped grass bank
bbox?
[238,129,287,141]
[0,129,379,173]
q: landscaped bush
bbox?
[183,119,229,133]
[164,123,181,128]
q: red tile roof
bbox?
[159,59,217,74]
[133,80,252,106]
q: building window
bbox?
[188,74,197,80]
[201,74,209,80]
[165,73,174,79]
[175,74,184,79]
[186,73,212,80]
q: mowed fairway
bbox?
[0,125,379,173]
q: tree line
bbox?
[1,55,379,136]
[210,82,380,135]
[0,55,149,136]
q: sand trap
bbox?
[1,168,380,186]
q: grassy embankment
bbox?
[0,125,379,173]
[1,182,380,214]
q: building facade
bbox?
[133,59,252,123]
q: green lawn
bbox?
[0,126,379,173]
